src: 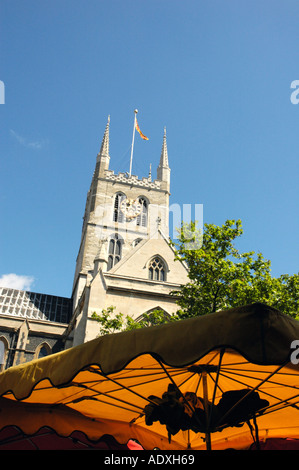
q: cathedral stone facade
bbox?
[0,117,188,369]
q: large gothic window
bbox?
[113,193,125,223]
[148,257,166,282]
[136,197,148,227]
[107,234,123,270]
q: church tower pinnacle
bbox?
[97,115,110,176]
[157,127,170,191]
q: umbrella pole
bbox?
[202,371,211,451]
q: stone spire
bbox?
[97,116,110,174]
[157,127,170,190]
[159,127,169,167]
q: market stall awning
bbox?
[1,302,299,450]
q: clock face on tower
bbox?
[120,198,142,220]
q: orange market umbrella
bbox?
[1,302,299,450]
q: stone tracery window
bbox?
[148,257,166,282]
[107,234,123,270]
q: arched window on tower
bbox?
[148,257,166,282]
[113,193,126,223]
[107,234,123,270]
[136,197,148,227]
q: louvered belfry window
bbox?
[136,198,147,227]
[113,193,125,223]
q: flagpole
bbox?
[129,109,138,176]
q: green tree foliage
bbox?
[172,219,299,319]
[92,307,171,335]
[91,306,125,336]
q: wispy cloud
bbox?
[0,273,35,291]
[10,129,48,150]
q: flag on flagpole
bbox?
[135,118,149,140]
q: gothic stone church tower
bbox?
[0,116,189,368]
[69,117,188,346]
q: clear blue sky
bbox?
[0,0,298,298]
